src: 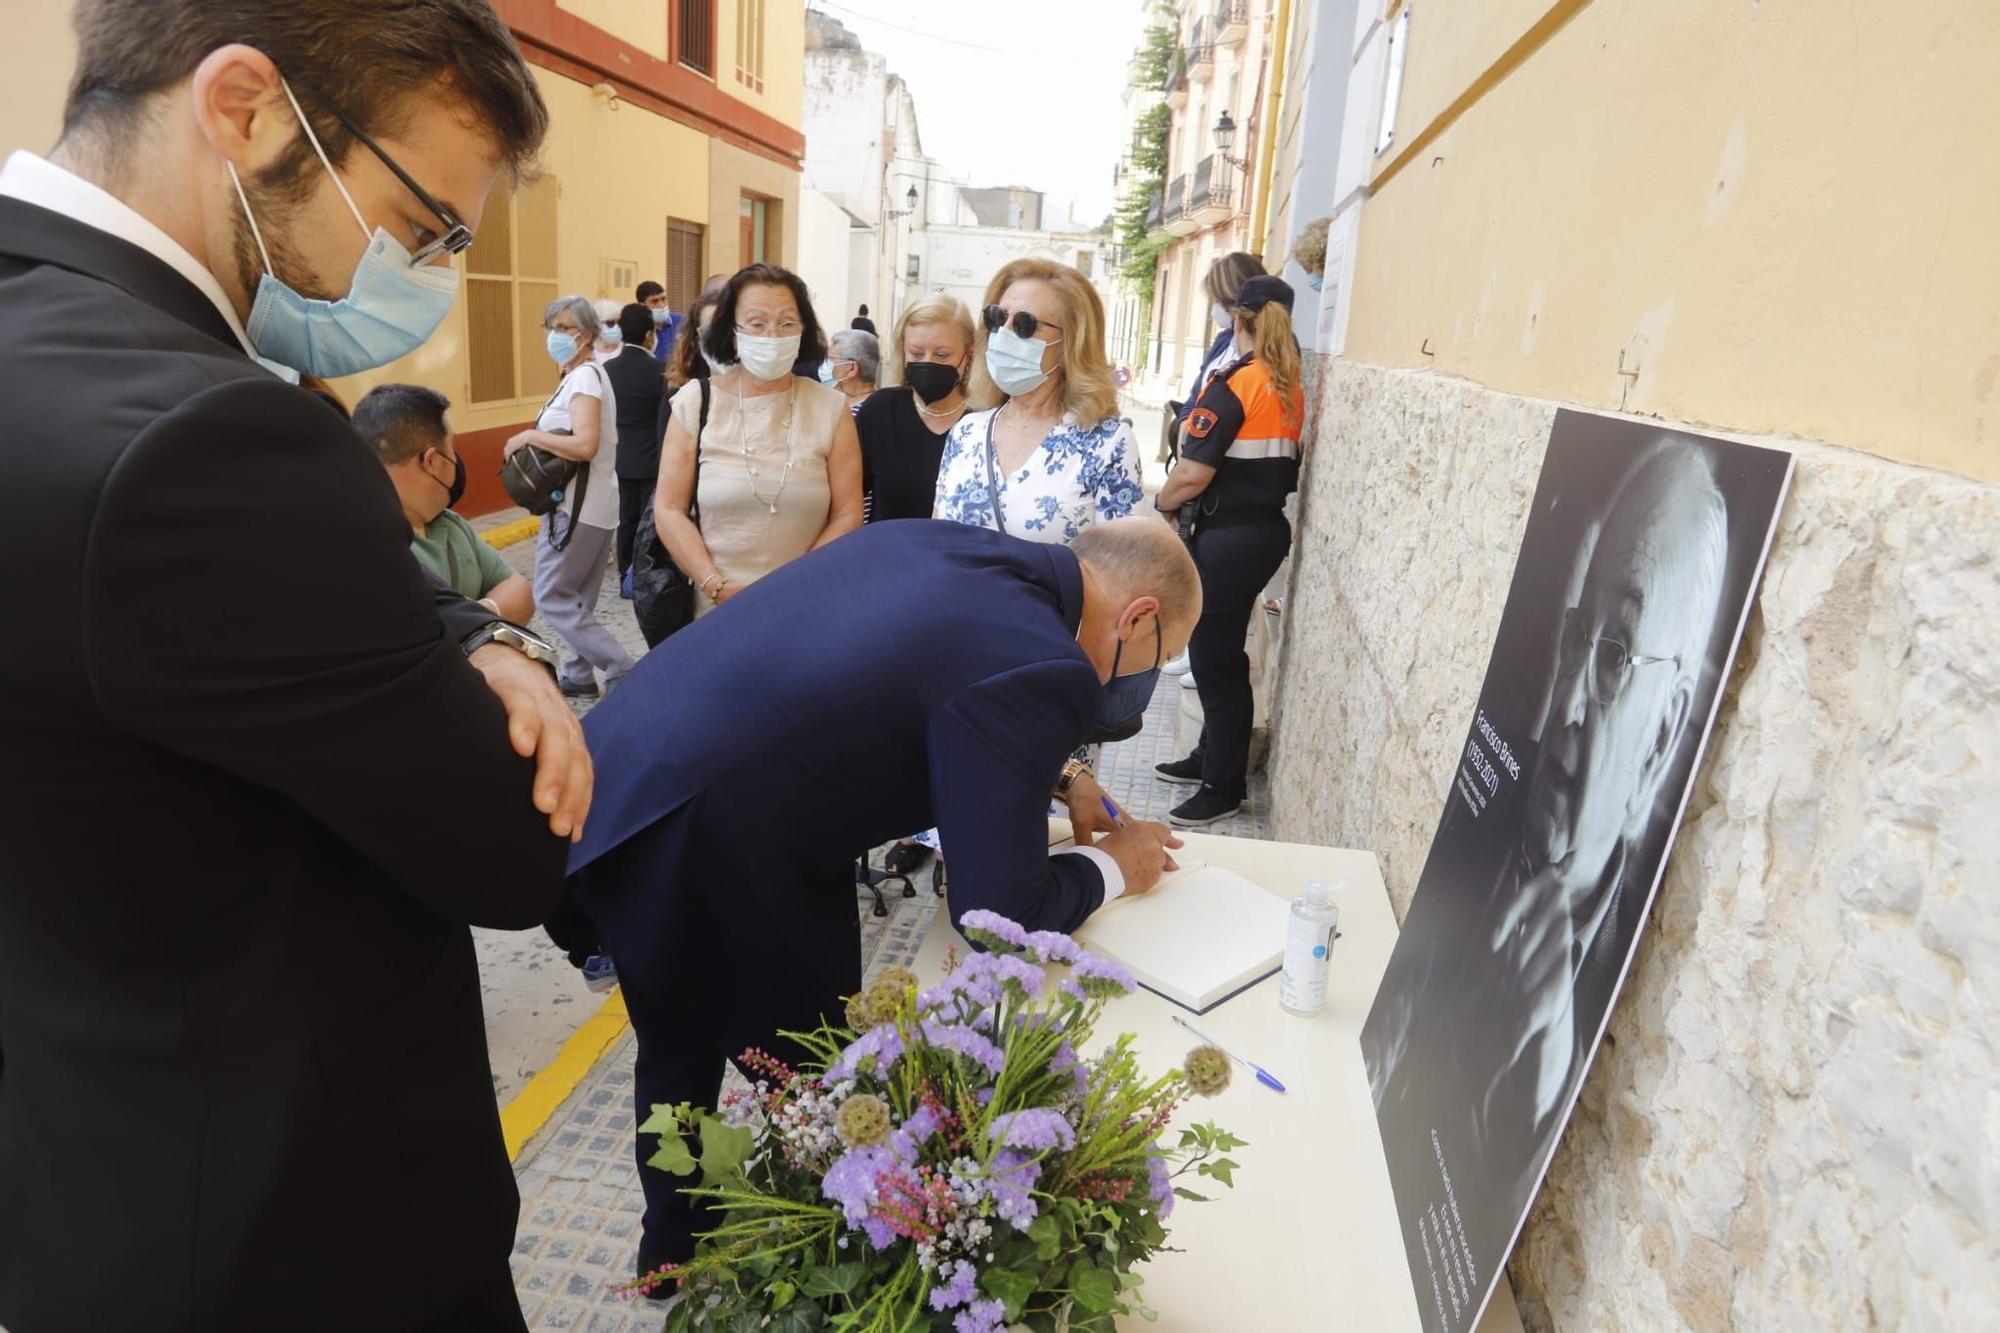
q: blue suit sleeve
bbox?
[928,657,1107,934]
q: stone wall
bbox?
[1267,358,2000,1331]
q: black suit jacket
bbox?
[0,197,569,1330]
[604,343,666,481]
[569,521,1109,988]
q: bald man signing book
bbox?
[559,516,1197,1276]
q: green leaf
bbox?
[647,1127,698,1177]
[764,1299,826,1333]
[798,1261,865,1300]
[636,1102,683,1136]
[697,1117,756,1184]
[771,1280,796,1310]
[978,1266,1040,1322]
[1028,1213,1063,1263]
[1171,1187,1211,1203]
[1068,1262,1121,1315]
[1196,1158,1239,1188]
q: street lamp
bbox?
[887,183,920,222]
[1213,110,1250,172]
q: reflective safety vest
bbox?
[1181,354,1302,515]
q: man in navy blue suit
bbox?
[565,516,1198,1273]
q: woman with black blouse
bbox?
[854,293,976,522]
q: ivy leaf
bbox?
[771,1281,796,1310]
[978,1266,1040,1322]
[1196,1158,1239,1188]
[1172,1186,1210,1203]
[697,1117,756,1184]
[646,1125,698,1177]
[799,1261,865,1300]
[764,1299,826,1333]
[1068,1262,1121,1315]
[1028,1213,1063,1263]
[636,1102,682,1136]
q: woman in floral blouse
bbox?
[932,258,1143,539]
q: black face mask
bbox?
[904,360,962,405]
[431,450,467,509]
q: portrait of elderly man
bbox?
[1362,421,1791,1297]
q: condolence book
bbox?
[1075,862,1289,1014]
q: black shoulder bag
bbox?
[632,377,713,647]
[499,363,605,551]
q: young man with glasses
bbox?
[0,4,586,1328]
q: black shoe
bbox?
[1168,785,1243,827]
[559,676,600,699]
[1154,755,1203,786]
[884,841,933,874]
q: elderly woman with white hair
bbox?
[502,294,633,698]
[820,326,879,415]
[591,296,625,361]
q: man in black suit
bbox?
[606,302,669,593]
[567,517,1197,1274]
[0,3,592,1329]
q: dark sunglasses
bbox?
[311,93,475,264]
[983,305,1062,341]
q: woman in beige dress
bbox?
[654,264,863,616]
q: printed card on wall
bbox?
[1358,411,1794,1333]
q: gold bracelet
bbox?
[1053,757,1090,799]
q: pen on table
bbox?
[1171,1013,1288,1094]
[1100,794,1127,828]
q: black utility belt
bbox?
[1193,504,1287,530]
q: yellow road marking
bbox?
[500,990,631,1161]
[482,516,541,551]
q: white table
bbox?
[911,831,1524,1333]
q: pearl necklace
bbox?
[916,392,966,419]
[739,382,799,515]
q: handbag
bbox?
[632,377,712,647]
[498,364,605,550]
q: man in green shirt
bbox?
[355,384,534,624]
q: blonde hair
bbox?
[884,293,976,388]
[969,258,1120,426]
[1242,301,1303,430]
[1204,251,1266,307]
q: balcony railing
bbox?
[1144,189,1165,236]
[1164,52,1188,108]
[1215,0,1248,43]
[1186,154,1236,226]
[1164,172,1198,237]
[1188,18,1214,76]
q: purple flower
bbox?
[958,910,1031,951]
[988,1108,1077,1153]
[929,1259,980,1312]
[1072,951,1136,997]
[918,1019,1006,1076]
[859,1214,897,1250]
[890,1102,943,1164]
[987,1150,1042,1231]
[1023,929,1083,964]
[1146,1151,1174,1219]
[955,1300,1007,1333]
[828,1024,906,1081]
[822,1146,897,1226]
[1059,979,1087,1003]
[1049,1042,1089,1094]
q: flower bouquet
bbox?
[630,910,1245,1332]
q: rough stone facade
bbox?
[1268,358,1999,1331]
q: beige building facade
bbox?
[1260,0,2000,1328]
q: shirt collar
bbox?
[0,150,257,359]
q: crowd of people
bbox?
[0,1,1312,1325]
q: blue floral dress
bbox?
[932,408,1143,540]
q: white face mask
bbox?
[735,331,802,382]
[1211,302,1233,331]
[985,326,1058,398]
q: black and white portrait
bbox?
[1359,412,1793,1333]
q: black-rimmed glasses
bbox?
[316,96,475,264]
[983,304,1062,341]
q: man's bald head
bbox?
[1072,518,1204,644]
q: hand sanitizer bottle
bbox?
[1279,880,1341,1017]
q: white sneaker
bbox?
[1180,671,1199,690]
[1162,650,1192,677]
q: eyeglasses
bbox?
[983,305,1063,341]
[736,319,804,338]
[312,92,475,264]
[1555,608,1680,706]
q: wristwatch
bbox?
[461,621,561,676]
[1053,757,1091,799]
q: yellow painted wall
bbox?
[1347,0,2000,481]
[719,0,805,129]
[0,1,76,160]
[558,0,668,60]
[331,65,713,435]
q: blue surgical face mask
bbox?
[1306,272,1324,292]
[599,325,623,347]
[986,326,1058,398]
[1099,618,1163,731]
[546,329,581,365]
[650,306,671,326]
[226,79,459,379]
[816,361,838,387]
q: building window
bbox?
[1075,249,1095,278]
[677,0,716,78]
[734,0,765,93]
[906,254,921,280]
[739,193,777,266]
[666,218,706,315]
[465,175,560,405]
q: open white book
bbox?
[1075,860,1290,1014]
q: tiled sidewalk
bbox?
[503,675,1271,1329]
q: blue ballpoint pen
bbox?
[1171,1013,1288,1094]
[1100,794,1126,828]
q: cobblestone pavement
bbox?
[502,671,1271,1330]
